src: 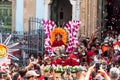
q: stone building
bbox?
[0,0,106,37]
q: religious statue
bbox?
[50,27,67,55]
[52,33,65,47]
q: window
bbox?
[0,9,2,15]
[0,0,12,32]
[7,16,11,25]
[3,9,8,16]
[60,12,63,20]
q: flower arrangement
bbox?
[44,65,51,73]
[42,20,81,53]
[71,66,78,73]
[50,27,68,45]
[65,20,81,53]
[54,65,63,73]
[42,20,56,53]
[44,65,79,73]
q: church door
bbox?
[51,0,72,27]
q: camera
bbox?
[66,69,70,75]
[102,62,107,70]
[95,63,101,72]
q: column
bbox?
[76,0,82,19]
[23,0,36,32]
[87,0,90,36]
[12,0,16,32]
[69,0,77,20]
[15,0,24,33]
[98,0,102,27]
[79,0,86,36]
[44,0,52,20]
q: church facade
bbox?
[1,0,105,37]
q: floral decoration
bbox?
[42,20,81,53]
[65,20,81,53]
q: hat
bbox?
[26,70,39,78]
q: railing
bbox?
[27,17,45,56]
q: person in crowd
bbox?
[68,49,80,66]
[61,69,72,80]
[60,54,69,66]
[101,40,110,54]
[12,72,21,80]
[29,54,36,63]
[110,67,120,80]
[25,70,39,80]
[0,71,8,80]
[87,46,95,65]
[85,64,111,80]
[18,67,27,80]
[75,66,87,80]
[93,50,99,63]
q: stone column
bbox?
[12,0,16,32]
[23,0,36,32]
[44,0,52,20]
[76,0,82,19]
[69,0,77,20]
[79,0,86,36]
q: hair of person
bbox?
[18,67,27,77]
[98,55,103,60]
[94,50,99,55]
[12,72,20,80]
[110,67,119,79]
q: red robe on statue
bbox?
[52,40,65,47]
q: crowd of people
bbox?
[0,31,120,80]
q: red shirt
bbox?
[38,75,44,80]
[87,50,95,65]
[68,53,79,66]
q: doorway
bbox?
[51,0,72,27]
